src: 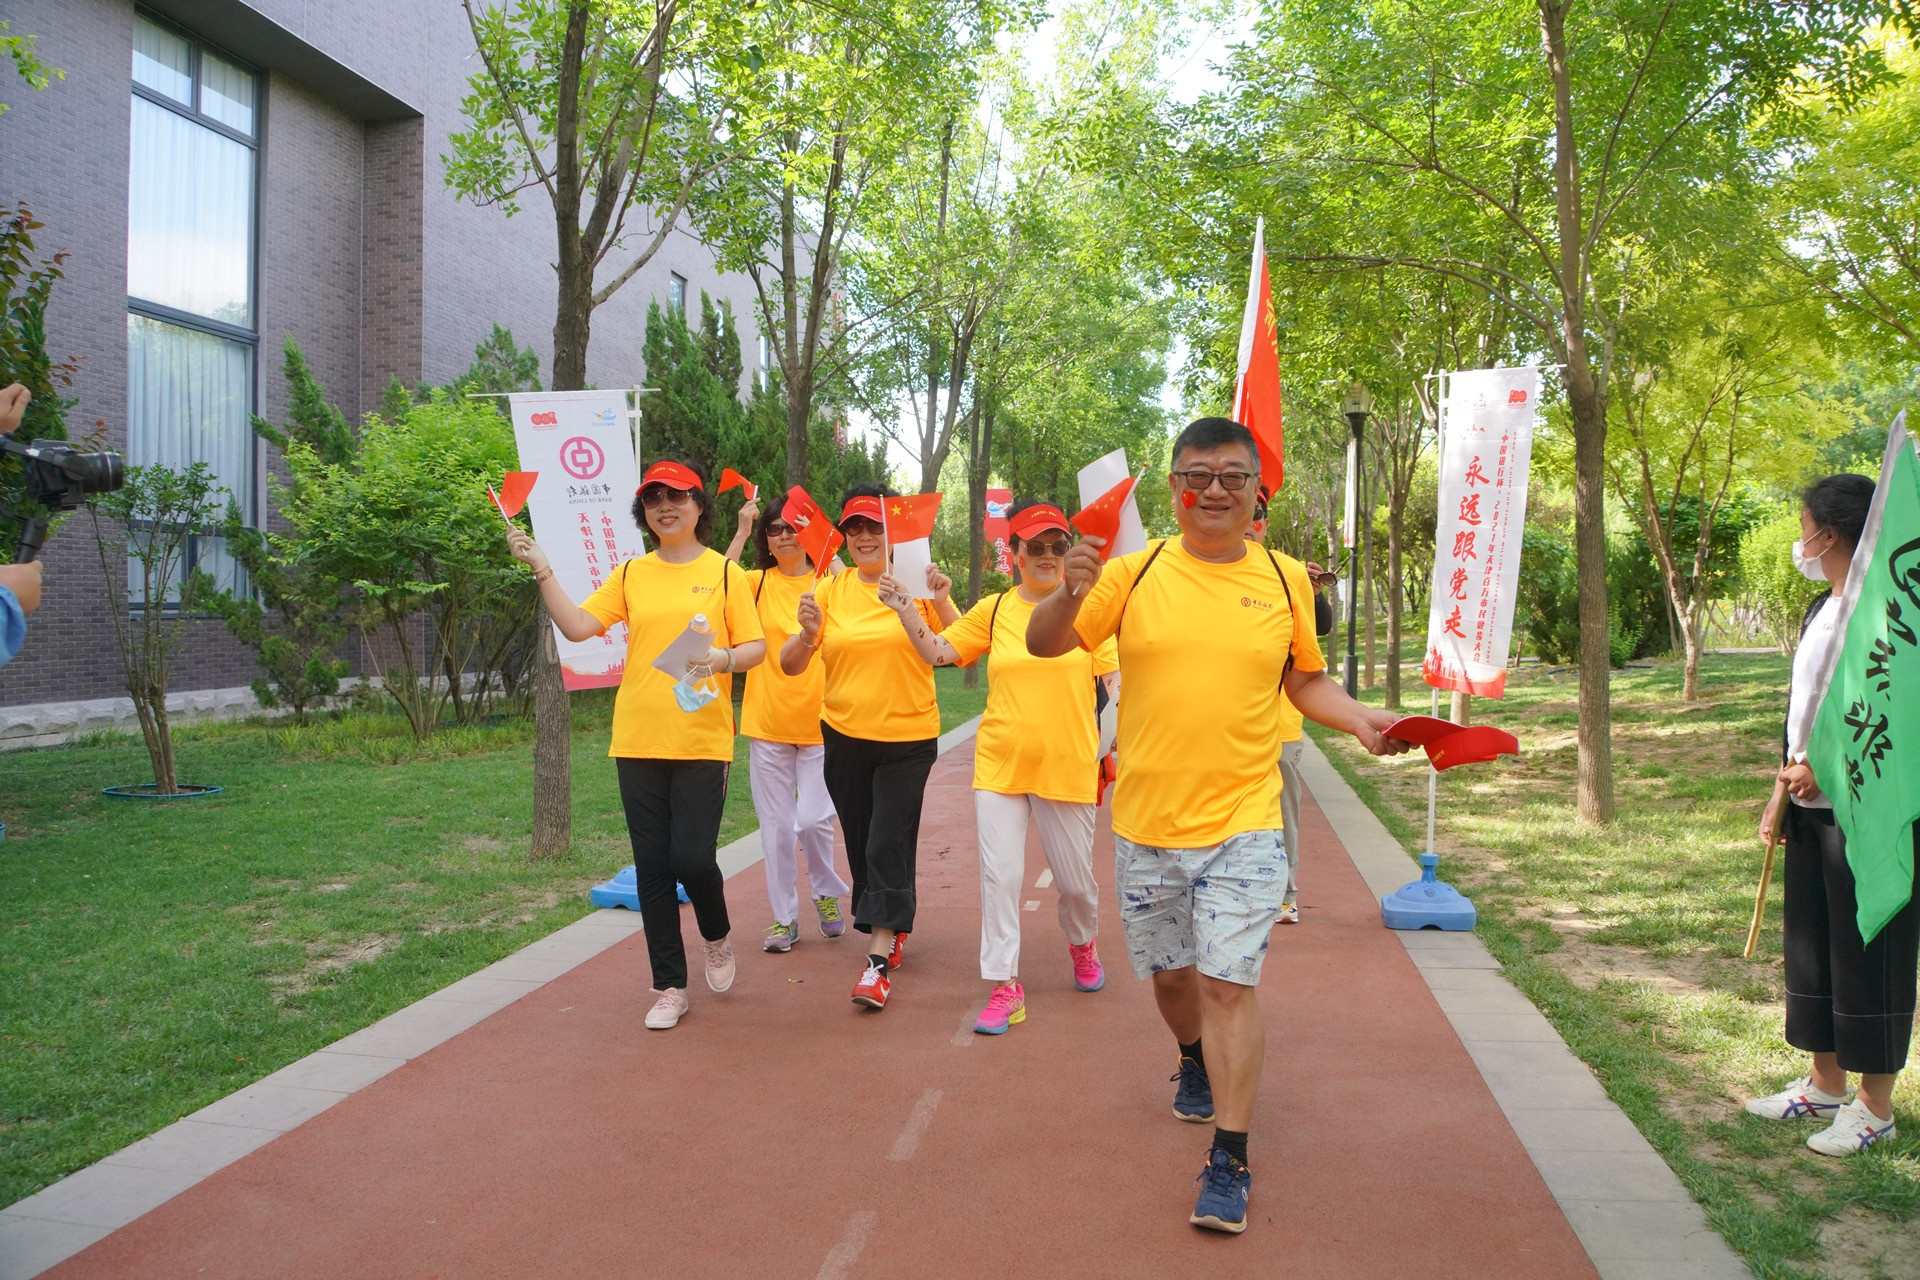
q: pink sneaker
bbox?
[973,981,1026,1035]
[1070,941,1105,992]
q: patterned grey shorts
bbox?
[1114,828,1290,987]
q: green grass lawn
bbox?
[1311,654,1920,1280]
[0,668,988,1207]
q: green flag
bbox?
[1809,415,1920,944]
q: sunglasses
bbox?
[1172,469,1256,493]
[1020,537,1072,557]
[641,486,696,508]
[841,518,883,536]
[765,520,796,538]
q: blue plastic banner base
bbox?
[1380,852,1477,931]
[588,865,689,910]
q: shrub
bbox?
[0,204,82,555]
[1740,504,1824,654]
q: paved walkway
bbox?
[3,729,1745,1278]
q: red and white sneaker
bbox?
[887,930,909,971]
[852,961,891,1009]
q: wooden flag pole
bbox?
[1744,778,1790,959]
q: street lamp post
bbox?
[1340,381,1372,698]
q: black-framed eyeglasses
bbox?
[841,517,883,536]
[641,486,695,508]
[1021,537,1071,557]
[765,520,795,537]
[1172,468,1255,493]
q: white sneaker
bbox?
[1807,1098,1898,1157]
[1743,1075,1851,1121]
[1278,902,1300,925]
[703,937,736,993]
[644,988,688,1030]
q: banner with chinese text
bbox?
[509,390,639,691]
[1421,366,1539,698]
[984,487,1012,574]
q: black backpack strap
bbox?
[1266,548,1306,687]
[987,591,1005,653]
[753,568,766,605]
[1115,539,1168,638]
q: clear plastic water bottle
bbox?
[672,613,720,713]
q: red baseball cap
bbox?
[638,460,703,493]
[1009,504,1069,541]
[838,495,885,527]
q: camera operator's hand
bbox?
[0,562,43,614]
[0,383,28,435]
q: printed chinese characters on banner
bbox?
[984,488,1012,574]
[509,390,640,691]
[1422,367,1539,699]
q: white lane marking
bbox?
[817,1210,879,1280]
[1035,869,1054,890]
[951,1006,977,1048]
[888,1087,943,1162]
[1023,900,1040,912]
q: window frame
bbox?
[126,9,265,611]
[668,271,688,318]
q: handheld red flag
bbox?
[719,468,759,501]
[882,492,942,543]
[1072,474,1140,560]
[495,470,538,519]
[781,485,840,575]
[1382,715,1520,771]
[1232,218,1285,498]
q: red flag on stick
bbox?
[719,468,759,501]
[1233,218,1285,498]
[781,485,841,577]
[1072,473,1140,560]
[882,492,942,543]
[495,470,538,518]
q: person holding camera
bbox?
[0,383,44,665]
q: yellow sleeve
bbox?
[1091,634,1120,677]
[724,560,765,647]
[581,559,632,632]
[1073,544,1153,651]
[916,599,948,635]
[941,596,995,667]
[1279,558,1326,673]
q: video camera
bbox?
[0,436,126,562]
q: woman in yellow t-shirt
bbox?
[883,501,1119,1036]
[507,460,765,1032]
[781,485,958,1012]
[731,503,851,953]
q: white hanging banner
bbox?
[1421,366,1538,699]
[509,390,641,691]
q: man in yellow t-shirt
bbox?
[1028,418,1408,1236]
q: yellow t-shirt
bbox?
[741,565,828,746]
[942,589,1120,804]
[816,570,945,743]
[581,549,764,761]
[1073,538,1325,847]
[1277,691,1304,744]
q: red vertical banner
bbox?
[984,488,1013,573]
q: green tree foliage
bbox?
[1740,506,1827,655]
[0,205,81,554]
[449,323,543,399]
[88,464,230,794]
[1,21,61,115]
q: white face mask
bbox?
[1792,536,1829,583]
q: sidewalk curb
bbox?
[0,719,985,1280]
[1294,734,1748,1280]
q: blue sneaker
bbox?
[1170,1056,1213,1123]
[1190,1147,1251,1234]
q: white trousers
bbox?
[1279,739,1304,900]
[748,738,848,924]
[975,790,1099,982]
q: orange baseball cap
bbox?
[838,495,885,527]
[1009,503,1068,541]
[638,460,703,493]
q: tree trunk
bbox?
[1680,601,1703,702]
[1450,689,1471,727]
[1385,509,1404,709]
[963,401,987,690]
[1541,0,1614,823]
[529,606,571,858]
[781,178,808,488]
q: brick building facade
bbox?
[0,0,769,719]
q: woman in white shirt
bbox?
[1748,473,1917,1156]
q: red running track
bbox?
[50,744,1596,1278]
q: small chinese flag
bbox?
[780,485,840,575]
[882,492,942,543]
[719,468,759,501]
[492,471,538,519]
[1072,474,1139,560]
[1232,218,1285,498]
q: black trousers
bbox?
[1783,803,1920,1074]
[615,757,731,991]
[820,722,936,935]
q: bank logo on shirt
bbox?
[1241,595,1273,611]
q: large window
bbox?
[127,13,259,600]
[668,272,687,319]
